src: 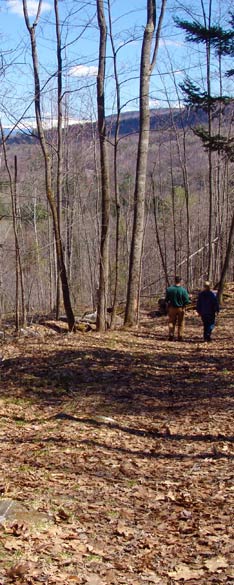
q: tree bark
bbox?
[107,0,121,330]
[54,0,63,319]
[0,126,25,330]
[218,209,234,303]
[151,174,169,287]
[22,0,75,331]
[125,0,167,327]
[96,0,110,332]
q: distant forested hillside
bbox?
[6,106,212,144]
[1,0,233,330]
[0,103,233,321]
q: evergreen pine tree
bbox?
[175,11,234,300]
[175,13,234,155]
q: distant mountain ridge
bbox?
[3,105,233,145]
[105,107,210,136]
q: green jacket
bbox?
[166,285,190,308]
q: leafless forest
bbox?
[0,0,233,328]
[0,106,233,318]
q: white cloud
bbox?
[159,39,183,48]
[7,0,51,17]
[9,115,88,132]
[69,65,98,78]
[149,99,161,108]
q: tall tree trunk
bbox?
[22,0,75,331]
[166,70,192,286]
[125,0,167,327]
[218,208,234,303]
[96,0,110,332]
[33,188,44,311]
[107,0,121,330]
[63,111,74,284]
[0,126,26,330]
[151,174,169,287]
[169,143,177,279]
[54,0,62,319]
[201,0,214,280]
[14,156,26,328]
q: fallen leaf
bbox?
[56,572,81,583]
[56,507,70,521]
[86,574,103,585]
[3,538,23,550]
[6,562,30,579]
[141,572,165,583]
[204,555,229,571]
[115,521,135,538]
[168,563,204,580]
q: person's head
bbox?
[204,280,211,290]
[175,276,181,285]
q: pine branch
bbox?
[193,126,234,160]
[179,77,230,112]
[174,18,234,54]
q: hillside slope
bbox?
[0,285,233,583]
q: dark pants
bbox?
[202,313,215,341]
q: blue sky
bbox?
[0,0,233,130]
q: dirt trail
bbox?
[0,290,233,584]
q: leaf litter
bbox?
[0,289,233,583]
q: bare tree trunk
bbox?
[167,66,192,286]
[54,0,62,319]
[218,207,234,303]
[201,0,214,280]
[96,0,110,332]
[169,142,177,279]
[63,111,74,284]
[0,125,26,330]
[47,204,54,312]
[125,0,167,327]
[14,156,26,328]
[151,174,169,286]
[22,0,75,331]
[107,0,121,330]
[171,115,191,285]
[33,188,44,311]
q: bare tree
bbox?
[150,169,170,287]
[0,124,26,329]
[176,0,217,280]
[124,0,167,327]
[22,0,75,331]
[54,0,63,319]
[218,204,234,302]
[96,0,111,332]
[107,0,121,329]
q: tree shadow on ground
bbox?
[1,407,234,470]
[0,341,233,417]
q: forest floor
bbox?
[0,287,233,585]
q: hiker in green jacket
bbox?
[165,276,190,341]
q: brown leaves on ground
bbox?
[0,288,233,584]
